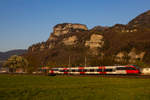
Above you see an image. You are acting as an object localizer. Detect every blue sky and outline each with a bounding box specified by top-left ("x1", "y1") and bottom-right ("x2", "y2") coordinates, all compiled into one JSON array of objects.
[{"x1": 0, "y1": 0, "x2": 150, "y2": 52}]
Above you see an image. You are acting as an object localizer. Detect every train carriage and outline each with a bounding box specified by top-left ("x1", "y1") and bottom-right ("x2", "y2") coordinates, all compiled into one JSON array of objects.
[{"x1": 48, "y1": 65, "x2": 140, "y2": 76}]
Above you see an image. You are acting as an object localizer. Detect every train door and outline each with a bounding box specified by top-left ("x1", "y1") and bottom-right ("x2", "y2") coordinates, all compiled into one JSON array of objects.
[{"x1": 102, "y1": 66, "x2": 106, "y2": 74}]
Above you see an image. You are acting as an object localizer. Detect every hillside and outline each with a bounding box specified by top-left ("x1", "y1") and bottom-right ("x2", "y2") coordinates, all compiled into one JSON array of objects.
[
  {"x1": 0, "y1": 49, "x2": 27, "y2": 61},
  {"x1": 24, "y1": 10, "x2": 150, "y2": 68}
]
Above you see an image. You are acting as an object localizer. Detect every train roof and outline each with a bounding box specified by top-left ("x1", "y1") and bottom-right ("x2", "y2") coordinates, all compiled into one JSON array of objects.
[{"x1": 51, "y1": 65, "x2": 138, "y2": 69}]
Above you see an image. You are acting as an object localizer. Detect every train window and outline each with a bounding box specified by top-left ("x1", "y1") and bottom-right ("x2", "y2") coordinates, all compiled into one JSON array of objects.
[
  {"x1": 96, "y1": 69, "x2": 102, "y2": 72},
  {"x1": 126, "y1": 67, "x2": 136, "y2": 70},
  {"x1": 65, "y1": 70, "x2": 69, "y2": 72},
  {"x1": 53, "y1": 69, "x2": 58, "y2": 71},
  {"x1": 71, "y1": 69, "x2": 76, "y2": 72},
  {"x1": 83, "y1": 69, "x2": 88, "y2": 72},
  {"x1": 78, "y1": 69, "x2": 81, "y2": 72},
  {"x1": 89, "y1": 69, "x2": 95, "y2": 72},
  {"x1": 104, "y1": 69, "x2": 113, "y2": 72},
  {"x1": 59, "y1": 70, "x2": 69, "y2": 72},
  {"x1": 117, "y1": 67, "x2": 126, "y2": 70},
  {"x1": 59, "y1": 70, "x2": 64, "y2": 72},
  {"x1": 132, "y1": 65, "x2": 140, "y2": 69},
  {"x1": 117, "y1": 67, "x2": 136, "y2": 70}
]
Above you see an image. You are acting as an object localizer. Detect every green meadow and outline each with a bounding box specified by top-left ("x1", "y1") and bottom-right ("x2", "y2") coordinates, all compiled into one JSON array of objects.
[{"x1": 0, "y1": 75, "x2": 150, "y2": 100}]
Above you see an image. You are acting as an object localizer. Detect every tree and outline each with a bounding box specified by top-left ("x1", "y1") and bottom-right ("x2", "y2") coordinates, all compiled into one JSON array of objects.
[
  {"x1": 133, "y1": 60, "x2": 149, "y2": 68},
  {"x1": 3, "y1": 55, "x2": 29, "y2": 73}
]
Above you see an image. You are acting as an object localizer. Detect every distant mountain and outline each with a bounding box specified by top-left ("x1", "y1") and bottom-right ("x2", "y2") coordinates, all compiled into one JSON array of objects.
[{"x1": 0, "y1": 49, "x2": 27, "y2": 61}]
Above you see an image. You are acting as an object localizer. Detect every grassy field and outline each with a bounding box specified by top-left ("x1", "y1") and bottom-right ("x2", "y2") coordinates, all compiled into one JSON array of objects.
[{"x1": 0, "y1": 75, "x2": 150, "y2": 100}]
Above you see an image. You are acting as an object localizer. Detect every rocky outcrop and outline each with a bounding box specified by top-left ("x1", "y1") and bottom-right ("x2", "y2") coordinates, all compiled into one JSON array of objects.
[
  {"x1": 48, "y1": 23, "x2": 88, "y2": 42},
  {"x1": 30, "y1": 23, "x2": 88, "y2": 51},
  {"x1": 91, "y1": 26, "x2": 108, "y2": 31},
  {"x1": 128, "y1": 48, "x2": 145, "y2": 63},
  {"x1": 115, "y1": 52, "x2": 126, "y2": 62},
  {"x1": 63, "y1": 36, "x2": 77, "y2": 45},
  {"x1": 112, "y1": 24, "x2": 138, "y2": 33},
  {"x1": 48, "y1": 23, "x2": 88, "y2": 40},
  {"x1": 85, "y1": 34, "x2": 104, "y2": 55},
  {"x1": 48, "y1": 35, "x2": 57, "y2": 41},
  {"x1": 85, "y1": 34, "x2": 104, "y2": 49},
  {"x1": 115, "y1": 48, "x2": 146, "y2": 63}
]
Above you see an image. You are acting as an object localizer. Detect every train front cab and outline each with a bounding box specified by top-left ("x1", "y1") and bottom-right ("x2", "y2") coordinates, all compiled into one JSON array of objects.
[
  {"x1": 125, "y1": 65, "x2": 140, "y2": 75},
  {"x1": 110, "y1": 65, "x2": 140, "y2": 75}
]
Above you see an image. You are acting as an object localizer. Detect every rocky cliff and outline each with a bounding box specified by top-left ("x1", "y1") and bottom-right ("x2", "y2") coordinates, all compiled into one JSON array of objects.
[
  {"x1": 48, "y1": 23, "x2": 88, "y2": 41},
  {"x1": 25, "y1": 10, "x2": 150, "y2": 68}
]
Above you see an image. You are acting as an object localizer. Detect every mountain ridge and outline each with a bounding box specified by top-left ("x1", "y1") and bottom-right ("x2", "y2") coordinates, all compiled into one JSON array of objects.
[
  {"x1": 24, "y1": 10, "x2": 150, "y2": 68},
  {"x1": 0, "y1": 49, "x2": 27, "y2": 61}
]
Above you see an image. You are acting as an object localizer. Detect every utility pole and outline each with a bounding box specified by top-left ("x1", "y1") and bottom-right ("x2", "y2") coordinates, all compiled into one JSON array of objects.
[
  {"x1": 85, "y1": 56, "x2": 87, "y2": 67},
  {"x1": 69, "y1": 56, "x2": 71, "y2": 67}
]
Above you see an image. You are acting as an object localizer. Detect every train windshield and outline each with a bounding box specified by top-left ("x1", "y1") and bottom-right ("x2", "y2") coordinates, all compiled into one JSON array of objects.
[{"x1": 132, "y1": 65, "x2": 140, "y2": 69}]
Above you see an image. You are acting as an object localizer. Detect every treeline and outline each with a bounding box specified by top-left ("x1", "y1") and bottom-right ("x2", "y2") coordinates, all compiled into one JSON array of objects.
[{"x1": 2, "y1": 53, "x2": 150, "y2": 73}]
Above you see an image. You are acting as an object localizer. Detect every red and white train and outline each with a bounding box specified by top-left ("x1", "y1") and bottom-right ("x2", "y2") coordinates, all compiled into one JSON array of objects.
[{"x1": 48, "y1": 65, "x2": 141, "y2": 76}]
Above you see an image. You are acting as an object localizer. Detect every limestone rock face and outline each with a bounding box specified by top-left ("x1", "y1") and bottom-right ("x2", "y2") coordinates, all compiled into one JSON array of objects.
[
  {"x1": 128, "y1": 48, "x2": 145, "y2": 63},
  {"x1": 115, "y1": 52, "x2": 127, "y2": 62},
  {"x1": 116, "y1": 52, "x2": 125, "y2": 59},
  {"x1": 52, "y1": 23, "x2": 88, "y2": 37},
  {"x1": 85, "y1": 34, "x2": 104, "y2": 49},
  {"x1": 48, "y1": 23, "x2": 88, "y2": 41},
  {"x1": 48, "y1": 35, "x2": 57, "y2": 41},
  {"x1": 91, "y1": 26, "x2": 108, "y2": 31},
  {"x1": 115, "y1": 48, "x2": 146, "y2": 63},
  {"x1": 63, "y1": 36, "x2": 77, "y2": 45},
  {"x1": 40, "y1": 44, "x2": 45, "y2": 51}
]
